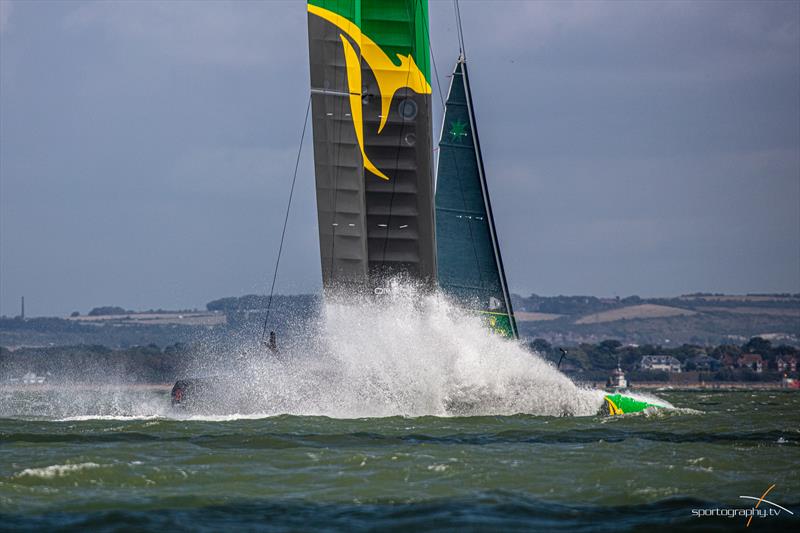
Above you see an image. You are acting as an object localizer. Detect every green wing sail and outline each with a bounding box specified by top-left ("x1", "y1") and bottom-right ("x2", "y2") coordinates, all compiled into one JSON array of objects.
[
  {"x1": 307, "y1": 0, "x2": 436, "y2": 294},
  {"x1": 435, "y1": 59, "x2": 518, "y2": 338}
]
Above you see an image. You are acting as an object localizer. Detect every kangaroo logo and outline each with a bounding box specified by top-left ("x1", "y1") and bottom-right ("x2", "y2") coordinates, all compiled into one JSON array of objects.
[{"x1": 308, "y1": 4, "x2": 432, "y2": 180}]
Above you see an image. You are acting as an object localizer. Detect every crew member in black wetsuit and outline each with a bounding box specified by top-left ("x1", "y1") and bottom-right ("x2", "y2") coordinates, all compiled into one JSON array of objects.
[{"x1": 267, "y1": 331, "x2": 278, "y2": 354}]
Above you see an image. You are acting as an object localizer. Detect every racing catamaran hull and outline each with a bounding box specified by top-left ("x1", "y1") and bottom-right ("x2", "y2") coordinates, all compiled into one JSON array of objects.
[{"x1": 602, "y1": 393, "x2": 666, "y2": 415}]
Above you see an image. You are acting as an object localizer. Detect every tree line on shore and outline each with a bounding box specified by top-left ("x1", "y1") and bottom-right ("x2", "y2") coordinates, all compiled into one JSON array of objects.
[
  {"x1": 530, "y1": 336, "x2": 799, "y2": 382},
  {"x1": 3, "y1": 293, "x2": 797, "y2": 349},
  {"x1": 1, "y1": 337, "x2": 797, "y2": 385}
]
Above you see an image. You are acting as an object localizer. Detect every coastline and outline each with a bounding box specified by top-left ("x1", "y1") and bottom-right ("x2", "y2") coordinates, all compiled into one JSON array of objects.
[
  {"x1": 0, "y1": 383, "x2": 173, "y2": 393},
  {"x1": 593, "y1": 381, "x2": 798, "y2": 391},
  {"x1": 2, "y1": 382, "x2": 796, "y2": 394}
]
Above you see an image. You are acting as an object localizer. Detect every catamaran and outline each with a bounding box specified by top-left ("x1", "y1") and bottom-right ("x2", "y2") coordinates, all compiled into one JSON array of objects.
[{"x1": 171, "y1": 0, "x2": 665, "y2": 416}]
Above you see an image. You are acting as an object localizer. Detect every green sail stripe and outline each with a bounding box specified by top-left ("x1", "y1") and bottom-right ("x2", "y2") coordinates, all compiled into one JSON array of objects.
[{"x1": 308, "y1": 0, "x2": 430, "y2": 83}]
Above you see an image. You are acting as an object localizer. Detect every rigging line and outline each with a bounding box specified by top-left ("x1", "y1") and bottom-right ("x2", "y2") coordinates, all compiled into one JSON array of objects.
[
  {"x1": 454, "y1": 0, "x2": 466, "y2": 59},
  {"x1": 461, "y1": 59, "x2": 517, "y2": 337},
  {"x1": 328, "y1": 36, "x2": 349, "y2": 286},
  {"x1": 260, "y1": 95, "x2": 312, "y2": 342},
  {"x1": 427, "y1": 20, "x2": 445, "y2": 108},
  {"x1": 424, "y1": 6, "x2": 485, "y2": 290}
]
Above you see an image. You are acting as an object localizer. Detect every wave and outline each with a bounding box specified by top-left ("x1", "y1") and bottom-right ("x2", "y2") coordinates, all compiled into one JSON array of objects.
[
  {"x1": 15, "y1": 462, "x2": 105, "y2": 479},
  {"x1": 3, "y1": 426, "x2": 792, "y2": 447},
  {"x1": 2, "y1": 495, "x2": 798, "y2": 531},
  {"x1": 56, "y1": 414, "x2": 164, "y2": 422}
]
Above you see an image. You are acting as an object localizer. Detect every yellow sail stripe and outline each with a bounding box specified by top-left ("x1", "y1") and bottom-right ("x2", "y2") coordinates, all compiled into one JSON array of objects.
[
  {"x1": 309, "y1": 4, "x2": 432, "y2": 180},
  {"x1": 605, "y1": 396, "x2": 624, "y2": 416},
  {"x1": 339, "y1": 36, "x2": 388, "y2": 180}
]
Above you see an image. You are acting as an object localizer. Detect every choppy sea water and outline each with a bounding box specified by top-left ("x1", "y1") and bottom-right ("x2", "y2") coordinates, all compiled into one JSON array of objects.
[{"x1": 0, "y1": 390, "x2": 797, "y2": 531}]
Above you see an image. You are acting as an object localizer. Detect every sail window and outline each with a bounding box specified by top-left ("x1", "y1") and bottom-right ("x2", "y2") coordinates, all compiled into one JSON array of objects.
[{"x1": 398, "y1": 99, "x2": 418, "y2": 120}]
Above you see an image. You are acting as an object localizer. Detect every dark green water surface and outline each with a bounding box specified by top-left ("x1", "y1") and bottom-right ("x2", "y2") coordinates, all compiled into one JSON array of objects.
[{"x1": 1, "y1": 390, "x2": 798, "y2": 531}]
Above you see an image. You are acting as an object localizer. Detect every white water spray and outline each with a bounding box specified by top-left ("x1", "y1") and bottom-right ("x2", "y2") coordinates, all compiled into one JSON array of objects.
[
  {"x1": 1, "y1": 284, "x2": 611, "y2": 420},
  {"x1": 186, "y1": 283, "x2": 606, "y2": 418}
]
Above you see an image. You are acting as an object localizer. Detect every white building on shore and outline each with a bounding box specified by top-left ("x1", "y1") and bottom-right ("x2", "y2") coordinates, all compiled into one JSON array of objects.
[{"x1": 638, "y1": 355, "x2": 682, "y2": 373}]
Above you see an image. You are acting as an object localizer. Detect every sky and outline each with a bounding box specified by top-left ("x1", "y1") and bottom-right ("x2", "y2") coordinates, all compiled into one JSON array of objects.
[{"x1": 1, "y1": 0, "x2": 798, "y2": 317}]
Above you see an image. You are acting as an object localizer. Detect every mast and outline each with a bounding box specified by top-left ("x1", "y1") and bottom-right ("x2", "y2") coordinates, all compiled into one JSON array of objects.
[
  {"x1": 306, "y1": 0, "x2": 436, "y2": 295},
  {"x1": 435, "y1": 58, "x2": 518, "y2": 338}
]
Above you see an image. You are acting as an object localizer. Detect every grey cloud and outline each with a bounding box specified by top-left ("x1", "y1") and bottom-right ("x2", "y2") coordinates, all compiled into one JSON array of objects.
[
  {"x1": 1, "y1": 0, "x2": 797, "y2": 316},
  {"x1": 450, "y1": 0, "x2": 799, "y2": 82},
  {"x1": 0, "y1": 0, "x2": 10, "y2": 33},
  {"x1": 62, "y1": 0, "x2": 302, "y2": 68}
]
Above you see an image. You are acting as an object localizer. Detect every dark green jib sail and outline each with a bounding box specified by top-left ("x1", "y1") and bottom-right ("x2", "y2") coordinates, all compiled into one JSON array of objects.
[
  {"x1": 307, "y1": 0, "x2": 436, "y2": 294},
  {"x1": 435, "y1": 59, "x2": 518, "y2": 338}
]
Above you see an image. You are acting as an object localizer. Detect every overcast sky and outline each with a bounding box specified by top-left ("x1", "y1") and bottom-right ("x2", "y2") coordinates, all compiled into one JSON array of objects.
[{"x1": 1, "y1": 0, "x2": 798, "y2": 317}]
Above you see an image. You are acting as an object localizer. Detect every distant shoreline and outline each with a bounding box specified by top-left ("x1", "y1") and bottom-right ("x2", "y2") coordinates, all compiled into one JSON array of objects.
[
  {"x1": 0, "y1": 383, "x2": 173, "y2": 392},
  {"x1": 1, "y1": 382, "x2": 796, "y2": 394},
  {"x1": 592, "y1": 381, "x2": 797, "y2": 391}
]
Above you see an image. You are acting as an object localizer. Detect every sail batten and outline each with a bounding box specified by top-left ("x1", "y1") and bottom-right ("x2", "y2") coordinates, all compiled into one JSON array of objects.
[{"x1": 435, "y1": 59, "x2": 518, "y2": 339}]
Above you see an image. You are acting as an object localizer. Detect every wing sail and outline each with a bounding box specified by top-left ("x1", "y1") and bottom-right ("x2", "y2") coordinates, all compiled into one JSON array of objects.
[{"x1": 307, "y1": 0, "x2": 436, "y2": 294}]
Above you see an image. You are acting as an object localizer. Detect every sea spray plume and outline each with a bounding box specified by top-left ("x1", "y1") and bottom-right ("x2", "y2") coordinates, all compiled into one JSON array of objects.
[
  {"x1": 0, "y1": 384, "x2": 171, "y2": 420},
  {"x1": 0, "y1": 342, "x2": 181, "y2": 419},
  {"x1": 180, "y1": 280, "x2": 605, "y2": 417},
  {"x1": 0, "y1": 282, "x2": 606, "y2": 420},
  {"x1": 315, "y1": 283, "x2": 603, "y2": 417}
]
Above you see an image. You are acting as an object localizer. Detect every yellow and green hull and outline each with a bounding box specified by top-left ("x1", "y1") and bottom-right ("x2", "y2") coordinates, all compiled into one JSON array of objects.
[{"x1": 602, "y1": 393, "x2": 666, "y2": 415}]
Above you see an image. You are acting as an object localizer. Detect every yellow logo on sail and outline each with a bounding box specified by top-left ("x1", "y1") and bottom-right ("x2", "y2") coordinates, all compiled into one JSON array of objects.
[{"x1": 308, "y1": 4, "x2": 432, "y2": 180}]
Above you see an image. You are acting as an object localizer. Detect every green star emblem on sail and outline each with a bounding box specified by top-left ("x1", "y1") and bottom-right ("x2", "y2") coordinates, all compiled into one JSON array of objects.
[{"x1": 449, "y1": 119, "x2": 468, "y2": 142}]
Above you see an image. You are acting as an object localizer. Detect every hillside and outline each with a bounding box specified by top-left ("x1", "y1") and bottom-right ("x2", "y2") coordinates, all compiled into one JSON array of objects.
[
  {"x1": 1, "y1": 293, "x2": 797, "y2": 348},
  {"x1": 512, "y1": 293, "x2": 799, "y2": 346},
  {"x1": 574, "y1": 304, "x2": 697, "y2": 324}
]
